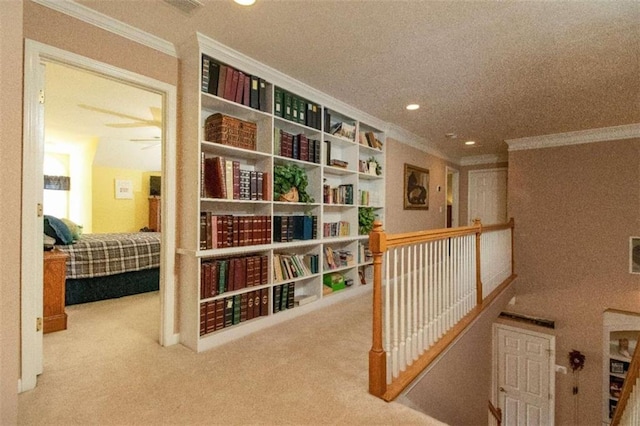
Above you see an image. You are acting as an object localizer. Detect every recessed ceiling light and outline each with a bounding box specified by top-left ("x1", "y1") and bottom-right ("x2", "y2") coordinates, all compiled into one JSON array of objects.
[
  {"x1": 405, "y1": 104, "x2": 420, "y2": 111},
  {"x1": 465, "y1": 140, "x2": 476, "y2": 145},
  {"x1": 234, "y1": 0, "x2": 255, "y2": 5}
]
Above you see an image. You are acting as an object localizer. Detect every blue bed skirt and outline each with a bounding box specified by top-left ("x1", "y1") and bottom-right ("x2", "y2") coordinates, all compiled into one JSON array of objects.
[{"x1": 65, "y1": 268, "x2": 159, "y2": 305}]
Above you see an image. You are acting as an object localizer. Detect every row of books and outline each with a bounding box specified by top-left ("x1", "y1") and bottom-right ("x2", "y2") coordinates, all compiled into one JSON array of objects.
[
  {"x1": 199, "y1": 213, "x2": 272, "y2": 250},
  {"x1": 201, "y1": 54, "x2": 268, "y2": 112},
  {"x1": 323, "y1": 184, "x2": 354, "y2": 205},
  {"x1": 274, "y1": 87, "x2": 322, "y2": 130},
  {"x1": 274, "y1": 128, "x2": 321, "y2": 164},
  {"x1": 273, "y1": 215, "x2": 318, "y2": 242},
  {"x1": 323, "y1": 247, "x2": 356, "y2": 270},
  {"x1": 200, "y1": 254, "x2": 268, "y2": 299},
  {"x1": 273, "y1": 282, "x2": 295, "y2": 313},
  {"x1": 358, "y1": 131, "x2": 383, "y2": 150},
  {"x1": 201, "y1": 155, "x2": 271, "y2": 201},
  {"x1": 199, "y1": 289, "x2": 269, "y2": 336},
  {"x1": 323, "y1": 221, "x2": 351, "y2": 238},
  {"x1": 273, "y1": 253, "x2": 319, "y2": 282},
  {"x1": 358, "y1": 190, "x2": 381, "y2": 207},
  {"x1": 358, "y1": 242, "x2": 373, "y2": 264}
]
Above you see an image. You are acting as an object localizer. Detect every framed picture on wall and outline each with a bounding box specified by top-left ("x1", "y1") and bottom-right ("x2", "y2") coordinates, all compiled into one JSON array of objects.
[
  {"x1": 404, "y1": 163, "x2": 429, "y2": 210},
  {"x1": 630, "y1": 237, "x2": 640, "y2": 274},
  {"x1": 115, "y1": 179, "x2": 134, "y2": 199}
]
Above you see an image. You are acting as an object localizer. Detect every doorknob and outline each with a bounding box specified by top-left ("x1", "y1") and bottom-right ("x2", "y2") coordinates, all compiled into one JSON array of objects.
[{"x1": 499, "y1": 387, "x2": 506, "y2": 393}]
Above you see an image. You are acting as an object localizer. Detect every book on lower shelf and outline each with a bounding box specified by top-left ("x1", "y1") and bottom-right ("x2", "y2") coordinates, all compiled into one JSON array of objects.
[{"x1": 199, "y1": 287, "x2": 270, "y2": 337}]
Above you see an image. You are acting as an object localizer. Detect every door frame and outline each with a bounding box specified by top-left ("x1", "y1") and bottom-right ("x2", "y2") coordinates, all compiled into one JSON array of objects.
[
  {"x1": 467, "y1": 167, "x2": 508, "y2": 225},
  {"x1": 445, "y1": 166, "x2": 459, "y2": 228},
  {"x1": 491, "y1": 323, "x2": 556, "y2": 425},
  {"x1": 21, "y1": 39, "x2": 178, "y2": 392}
]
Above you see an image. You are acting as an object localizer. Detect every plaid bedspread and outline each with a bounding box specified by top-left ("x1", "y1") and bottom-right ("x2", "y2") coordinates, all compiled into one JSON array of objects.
[{"x1": 56, "y1": 233, "x2": 161, "y2": 279}]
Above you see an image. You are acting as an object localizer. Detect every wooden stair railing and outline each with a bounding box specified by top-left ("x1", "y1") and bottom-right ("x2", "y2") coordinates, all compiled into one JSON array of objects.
[
  {"x1": 369, "y1": 219, "x2": 516, "y2": 401},
  {"x1": 488, "y1": 400, "x2": 502, "y2": 426},
  {"x1": 611, "y1": 339, "x2": 640, "y2": 425}
]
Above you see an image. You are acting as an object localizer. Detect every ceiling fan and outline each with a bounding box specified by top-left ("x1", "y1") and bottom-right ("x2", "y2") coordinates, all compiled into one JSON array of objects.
[
  {"x1": 130, "y1": 136, "x2": 161, "y2": 150},
  {"x1": 78, "y1": 103, "x2": 162, "y2": 128}
]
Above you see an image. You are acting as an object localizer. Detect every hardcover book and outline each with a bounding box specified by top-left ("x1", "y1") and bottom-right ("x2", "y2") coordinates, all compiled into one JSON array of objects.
[{"x1": 250, "y1": 75, "x2": 260, "y2": 109}]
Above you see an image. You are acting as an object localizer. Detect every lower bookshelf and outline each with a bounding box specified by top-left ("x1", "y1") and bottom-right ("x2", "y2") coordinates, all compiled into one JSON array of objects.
[{"x1": 178, "y1": 238, "x2": 373, "y2": 353}]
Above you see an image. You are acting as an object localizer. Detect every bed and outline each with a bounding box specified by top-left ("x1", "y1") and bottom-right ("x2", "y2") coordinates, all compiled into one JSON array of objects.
[{"x1": 55, "y1": 232, "x2": 161, "y2": 305}]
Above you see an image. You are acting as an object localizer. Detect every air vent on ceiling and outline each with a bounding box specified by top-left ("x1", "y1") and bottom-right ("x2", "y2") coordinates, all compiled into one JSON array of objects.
[{"x1": 163, "y1": 0, "x2": 203, "y2": 14}]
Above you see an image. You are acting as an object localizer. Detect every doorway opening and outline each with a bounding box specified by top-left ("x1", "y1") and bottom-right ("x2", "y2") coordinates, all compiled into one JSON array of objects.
[
  {"x1": 21, "y1": 40, "x2": 177, "y2": 392},
  {"x1": 445, "y1": 167, "x2": 459, "y2": 228}
]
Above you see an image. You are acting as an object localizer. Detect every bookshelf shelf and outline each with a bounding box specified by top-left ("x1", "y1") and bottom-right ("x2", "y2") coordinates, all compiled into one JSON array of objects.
[
  {"x1": 602, "y1": 310, "x2": 640, "y2": 424},
  {"x1": 177, "y1": 33, "x2": 386, "y2": 352}
]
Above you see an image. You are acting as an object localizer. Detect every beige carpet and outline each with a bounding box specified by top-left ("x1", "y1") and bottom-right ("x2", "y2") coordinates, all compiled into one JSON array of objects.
[{"x1": 18, "y1": 291, "x2": 445, "y2": 425}]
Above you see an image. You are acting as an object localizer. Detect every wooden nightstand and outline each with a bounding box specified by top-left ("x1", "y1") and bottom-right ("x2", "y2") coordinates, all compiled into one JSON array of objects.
[{"x1": 43, "y1": 249, "x2": 68, "y2": 333}]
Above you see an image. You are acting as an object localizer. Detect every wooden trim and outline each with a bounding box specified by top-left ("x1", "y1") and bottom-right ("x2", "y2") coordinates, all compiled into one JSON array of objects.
[
  {"x1": 369, "y1": 220, "x2": 387, "y2": 397},
  {"x1": 488, "y1": 400, "x2": 502, "y2": 426},
  {"x1": 611, "y1": 341, "x2": 640, "y2": 425},
  {"x1": 385, "y1": 223, "x2": 481, "y2": 248}
]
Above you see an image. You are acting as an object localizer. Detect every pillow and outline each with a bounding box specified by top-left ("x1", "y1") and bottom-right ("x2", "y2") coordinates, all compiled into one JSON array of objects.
[
  {"x1": 44, "y1": 215, "x2": 74, "y2": 245},
  {"x1": 61, "y1": 218, "x2": 83, "y2": 241}
]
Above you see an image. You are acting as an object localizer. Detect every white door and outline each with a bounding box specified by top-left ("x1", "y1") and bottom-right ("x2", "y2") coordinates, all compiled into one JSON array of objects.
[
  {"x1": 468, "y1": 169, "x2": 507, "y2": 225},
  {"x1": 494, "y1": 324, "x2": 555, "y2": 426}
]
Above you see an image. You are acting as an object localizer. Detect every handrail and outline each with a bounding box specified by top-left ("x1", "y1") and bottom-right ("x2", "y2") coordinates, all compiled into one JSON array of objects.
[
  {"x1": 611, "y1": 339, "x2": 640, "y2": 425},
  {"x1": 369, "y1": 219, "x2": 516, "y2": 401},
  {"x1": 488, "y1": 400, "x2": 502, "y2": 426}
]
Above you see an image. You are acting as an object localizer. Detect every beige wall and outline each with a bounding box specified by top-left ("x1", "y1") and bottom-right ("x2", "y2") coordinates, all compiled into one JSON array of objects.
[
  {"x1": 508, "y1": 139, "x2": 640, "y2": 424},
  {"x1": 384, "y1": 138, "x2": 452, "y2": 233},
  {"x1": 24, "y1": 1, "x2": 177, "y2": 86},
  {"x1": 0, "y1": 1, "x2": 24, "y2": 423}
]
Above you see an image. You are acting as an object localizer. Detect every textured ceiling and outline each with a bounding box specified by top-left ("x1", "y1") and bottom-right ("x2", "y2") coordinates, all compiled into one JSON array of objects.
[{"x1": 76, "y1": 0, "x2": 640, "y2": 162}]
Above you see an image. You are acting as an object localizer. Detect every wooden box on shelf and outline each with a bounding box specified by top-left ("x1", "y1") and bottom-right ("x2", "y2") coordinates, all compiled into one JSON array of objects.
[{"x1": 43, "y1": 248, "x2": 69, "y2": 333}]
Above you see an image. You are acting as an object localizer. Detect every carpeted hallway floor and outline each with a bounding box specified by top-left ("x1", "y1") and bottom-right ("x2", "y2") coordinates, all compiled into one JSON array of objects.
[{"x1": 18, "y1": 290, "x2": 445, "y2": 425}]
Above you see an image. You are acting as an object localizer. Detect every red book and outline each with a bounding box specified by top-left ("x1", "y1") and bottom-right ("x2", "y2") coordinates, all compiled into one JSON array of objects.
[
  {"x1": 215, "y1": 299, "x2": 225, "y2": 330},
  {"x1": 238, "y1": 257, "x2": 247, "y2": 290},
  {"x1": 246, "y1": 256, "x2": 255, "y2": 287},
  {"x1": 260, "y1": 255, "x2": 268, "y2": 285},
  {"x1": 253, "y1": 290, "x2": 261, "y2": 319},
  {"x1": 204, "y1": 156, "x2": 226, "y2": 199},
  {"x1": 266, "y1": 216, "x2": 272, "y2": 244},
  {"x1": 232, "y1": 161, "x2": 240, "y2": 200},
  {"x1": 233, "y1": 216, "x2": 241, "y2": 248},
  {"x1": 260, "y1": 288, "x2": 269, "y2": 317},
  {"x1": 223, "y1": 66, "x2": 235, "y2": 100},
  {"x1": 243, "y1": 74, "x2": 251, "y2": 106},
  {"x1": 216, "y1": 64, "x2": 227, "y2": 98},
  {"x1": 205, "y1": 301, "x2": 216, "y2": 334},
  {"x1": 209, "y1": 260, "x2": 218, "y2": 297},
  {"x1": 234, "y1": 71, "x2": 245, "y2": 104},
  {"x1": 200, "y1": 303, "x2": 206, "y2": 336},
  {"x1": 246, "y1": 290, "x2": 255, "y2": 320},
  {"x1": 216, "y1": 216, "x2": 224, "y2": 249},
  {"x1": 262, "y1": 172, "x2": 271, "y2": 202}
]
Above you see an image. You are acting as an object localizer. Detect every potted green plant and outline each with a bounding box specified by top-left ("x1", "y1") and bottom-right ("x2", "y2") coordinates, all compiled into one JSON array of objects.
[
  {"x1": 273, "y1": 163, "x2": 314, "y2": 203},
  {"x1": 358, "y1": 207, "x2": 376, "y2": 235},
  {"x1": 368, "y1": 157, "x2": 382, "y2": 176}
]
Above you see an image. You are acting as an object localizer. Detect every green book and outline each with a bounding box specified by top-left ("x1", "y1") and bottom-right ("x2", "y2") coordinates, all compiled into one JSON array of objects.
[
  {"x1": 218, "y1": 259, "x2": 228, "y2": 294},
  {"x1": 291, "y1": 94, "x2": 299, "y2": 122},
  {"x1": 283, "y1": 91, "x2": 292, "y2": 121},
  {"x1": 297, "y1": 98, "x2": 306, "y2": 124},
  {"x1": 281, "y1": 282, "x2": 289, "y2": 311},
  {"x1": 274, "y1": 86, "x2": 284, "y2": 117},
  {"x1": 232, "y1": 294, "x2": 241, "y2": 325}
]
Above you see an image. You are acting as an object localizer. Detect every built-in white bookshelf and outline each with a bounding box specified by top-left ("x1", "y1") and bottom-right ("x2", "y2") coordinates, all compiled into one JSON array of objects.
[{"x1": 176, "y1": 33, "x2": 386, "y2": 352}]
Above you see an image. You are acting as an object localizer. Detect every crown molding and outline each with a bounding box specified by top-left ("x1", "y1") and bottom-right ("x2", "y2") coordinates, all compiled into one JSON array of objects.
[
  {"x1": 506, "y1": 123, "x2": 640, "y2": 151},
  {"x1": 32, "y1": 0, "x2": 177, "y2": 57},
  {"x1": 459, "y1": 153, "x2": 509, "y2": 166},
  {"x1": 191, "y1": 33, "x2": 389, "y2": 132},
  {"x1": 385, "y1": 124, "x2": 454, "y2": 162}
]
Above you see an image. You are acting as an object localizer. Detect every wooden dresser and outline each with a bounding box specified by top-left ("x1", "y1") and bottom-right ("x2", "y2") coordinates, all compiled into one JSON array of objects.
[
  {"x1": 43, "y1": 249, "x2": 68, "y2": 333},
  {"x1": 148, "y1": 196, "x2": 161, "y2": 232}
]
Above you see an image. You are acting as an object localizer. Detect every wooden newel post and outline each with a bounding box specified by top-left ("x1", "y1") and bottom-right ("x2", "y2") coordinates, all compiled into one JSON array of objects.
[
  {"x1": 369, "y1": 220, "x2": 387, "y2": 397},
  {"x1": 473, "y1": 219, "x2": 483, "y2": 306}
]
